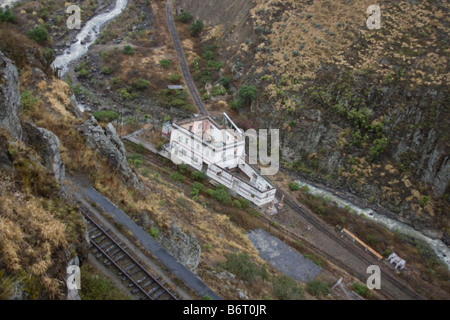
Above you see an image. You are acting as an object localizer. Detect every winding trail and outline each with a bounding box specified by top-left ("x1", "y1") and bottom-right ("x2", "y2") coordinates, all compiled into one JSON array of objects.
[{"x1": 165, "y1": 0, "x2": 208, "y2": 115}]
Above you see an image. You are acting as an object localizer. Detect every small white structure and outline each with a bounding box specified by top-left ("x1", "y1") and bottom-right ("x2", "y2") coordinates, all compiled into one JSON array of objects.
[
  {"x1": 164, "y1": 114, "x2": 276, "y2": 207},
  {"x1": 387, "y1": 252, "x2": 406, "y2": 270}
]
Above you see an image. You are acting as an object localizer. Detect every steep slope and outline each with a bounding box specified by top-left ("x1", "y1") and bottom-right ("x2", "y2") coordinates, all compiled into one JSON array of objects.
[{"x1": 179, "y1": 0, "x2": 450, "y2": 240}]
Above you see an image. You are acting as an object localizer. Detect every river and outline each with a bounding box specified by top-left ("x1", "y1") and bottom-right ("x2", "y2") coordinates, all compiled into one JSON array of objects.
[
  {"x1": 295, "y1": 180, "x2": 450, "y2": 270},
  {"x1": 52, "y1": 0, "x2": 128, "y2": 76}
]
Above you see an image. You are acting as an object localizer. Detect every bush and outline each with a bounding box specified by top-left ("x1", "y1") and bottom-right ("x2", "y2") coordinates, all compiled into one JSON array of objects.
[
  {"x1": 192, "y1": 182, "x2": 205, "y2": 193},
  {"x1": 352, "y1": 282, "x2": 370, "y2": 298},
  {"x1": 92, "y1": 110, "x2": 119, "y2": 122},
  {"x1": 191, "y1": 171, "x2": 207, "y2": 181},
  {"x1": 0, "y1": 8, "x2": 16, "y2": 23},
  {"x1": 224, "y1": 253, "x2": 266, "y2": 282},
  {"x1": 168, "y1": 73, "x2": 182, "y2": 84},
  {"x1": 238, "y1": 198, "x2": 250, "y2": 209},
  {"x1": 289, "y1": 182, "x2": 300, "y2": 191},
  {"x1": 272, "y1": 275, "x2": 305, "y2": 300},
  {"x1": 26, "y1": 26, "x2": 48, "y2": 43},
  {"x1": 156, "y1": 142, "x2": 164, "y2": 150},
  {"x1": 149, "y1": 226, "x2": 160, "y2": 239},
  {"x1": 178, "y1": 163, "x2": 187, "y2": 175},
  {"x1": 170, "y1": 171, "x2": 185, "y2": 183},
  {"x1": 101, "y1": 66, "x2": 114, "y2": 75},
  {"x1": 159, "y1": 59, "x2": 171, "y2": 69},
  {"x1": 219, "y1": 76, "x2": 231, "y2": 89},
  {"x1": 123, "y1": 45, "x2": 134, "y2": 55},
  {"x1": 230, "y1": 99, "x2": 243, "y2": 110},
  {"x1": 177, "y1": 11, "x2": 193, "y2": 23},
  {"x1": 132, "y1": 78, "x2": 150, "y2": 90},
  {"x1": 20, "y1": 90, "x2": 41, "y2": 112},
  {"x1": 306, "y1": 280, "x2": 330, "y2": 297},
  {"x1": 238, "y1": 85, "x2": 257, "y2": 105},
  {"x1": 211, "y1": 188, "x2": 232, "y2": 205},
  {"x1": 233, "y1": 200, "x2": 242, "y2": 209},
  {"x1": 189, "y1": 19, "x2": 204, "y2": 37}
]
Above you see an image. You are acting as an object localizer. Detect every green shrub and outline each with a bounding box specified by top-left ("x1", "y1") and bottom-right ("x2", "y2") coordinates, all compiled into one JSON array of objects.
[
  {"x1": 177, "y1": 11, "x2": 193, "y2": 23},
  {"x1": 225, "y1": 253, "x2": 266, "y2": 282},
  {"x1": 238, "y1": 198, "x2": 250, "y2": 209},
  {"x1": 168, "y1": 73, "x2": 182, "y2": 84},
  {"x1": 26, "y1": 26, "x2": 48, "y2": 43},
  {"x1": 238, "y1": 85, "x2": 257, "y2": 105},
  {"x1": 101, "y1": 66, "x2": 114, "y2": 75},
  {"x1": 191, "y1": 171, "x2": 207, "y2": 180},
  {"x1": 211, "y1": 188, "x2": 232, "y2": 205},
  {"x1": 170, "y1": 171, "x2": 185, "y2": 183},
  {"x1": 219, "y1": 76, "x2": 231, "y2": 89},
  {"x1": 149, "y1": 226, "x2": 160, "y2": 239},
  {"x1": 192, "y1": 182, "x2": 205, "y2": 193},
  {"x1": 211, "y1": 86, "x2": 227, "y2": 96},
  {"x1": 0, "y1": 8, "x2": 16, "y2": 23},
  {"x1": 202, "y1": 93, "x2": 211, "y2": 101},
  {"x1": 352, "y1": 282, "x2": 370, "y2": 298},
  {"x1": 289, "y1": 182, "x2": 300, "y2": 191},
  {"x1": 80, "y1": 264, "x2": 129, "y2": 300},
  {"x1": 159, "y1": 59, "x2": 171, "y2": 69},
  {"x1": 156, "y1": 142, "x2": 164, "y2": 150},
  {"x1": 189, "y1": 19, "x2": 204, "y2": 37},
  {"x1": 178, "y1": 163, "x2": 187, "y2": 174},
  {"x1": 306, "y1": 280, "x2": 330, "y2": 297},
  {"x1": 123, "y1": 45, "x2": 134, "y2": 55},
  {"x1": 92, "y1": 110, "x2": 119, "y2": 122},
  {"x1": 272, "y1": 275, "x2": 305, "y2": 300},
  {"x1": 132, "y1": 78, "x2": 150, "y2": 90},
  {"x1": 233, "y1": 200, "x2": 242, "y2": 209},
  {"x1": 20, "y1": 90, "x2": 41, "y2": 111}
]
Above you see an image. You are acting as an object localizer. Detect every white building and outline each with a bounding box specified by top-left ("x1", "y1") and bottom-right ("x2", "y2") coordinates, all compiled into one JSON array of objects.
[{"x1": 164, "y1": 114, "x2": 276, "y2": 207}]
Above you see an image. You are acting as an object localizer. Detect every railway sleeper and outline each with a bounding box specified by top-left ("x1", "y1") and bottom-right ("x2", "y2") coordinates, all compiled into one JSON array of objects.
[
  {"x1": 113, "y1": 254, "x2": 125, "y2": 263},
  {"x1": 147, "y1": 286, "x2": 160, "y2": 296},
  {"x1": 88, "y1": 227, "x2": 98, "y2": 234},
  {"x1": 90, "y1": 232, "x2": 103, "y2": 240},
  {"x1": 137, "y1": 276, "x2": 147, "y2": 284},
  {"x1": 104, "y1": 244, "x2": 116, "y2": 254},
  {"x1": 109, "y1": 248, "x2": 121, "y2": 257},
  {"x1": 128, "y1": 269, "x2": 142, "y2": 278},
  {"x1": 100, "y1": 241, "x2": 113, "y2": 250},
  {"x1": 141, "y1": 280, "x2": 154, "y2": 289},
  {"x1": 152, "y1": 289, "x2": 165, "y2": 300}
]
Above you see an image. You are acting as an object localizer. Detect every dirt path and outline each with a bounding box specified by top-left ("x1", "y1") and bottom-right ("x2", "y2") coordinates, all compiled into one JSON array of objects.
[{"x1": 166, "y1": 0, "x2": 208, "y2": 115}]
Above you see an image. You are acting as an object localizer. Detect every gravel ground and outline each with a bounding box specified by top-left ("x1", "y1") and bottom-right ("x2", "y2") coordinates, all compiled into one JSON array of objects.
[{"x1": 247, "y1": 228, "x2": 322, "y2": 283}]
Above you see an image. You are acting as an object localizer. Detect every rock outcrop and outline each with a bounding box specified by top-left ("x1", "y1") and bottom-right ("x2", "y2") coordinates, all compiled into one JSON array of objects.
[
  {"x1": 160, "y1": 223, "x2": 201, "y2": 272},
  {"x1": 23, "y1": 122, "x2": 65, "y2": 186},
  {"x1": 0, "y1": 50, "x2": 22, "y2": 140},
  {"x1": 79, "y1": 116, "x2": 143, "y2": 190}
]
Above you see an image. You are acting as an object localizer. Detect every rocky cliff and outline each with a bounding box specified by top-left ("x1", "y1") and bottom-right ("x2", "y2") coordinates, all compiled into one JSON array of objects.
[{"x1": 0, "y1": 50, "x2": 22, "y2": 140}]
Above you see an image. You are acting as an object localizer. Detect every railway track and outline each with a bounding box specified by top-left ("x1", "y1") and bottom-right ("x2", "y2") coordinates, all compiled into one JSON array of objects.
[
  {"x1": 166, "y1": 0, "x2": 208, "y2": 116},
  {"x1": 277, "y1": 190, "x2": 423, "y2": 300},
  {"x1": 80, "y1": 208, "x2": 178, "y2": 300}
]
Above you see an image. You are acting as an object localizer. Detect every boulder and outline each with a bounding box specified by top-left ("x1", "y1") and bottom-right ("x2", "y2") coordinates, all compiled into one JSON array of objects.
[
  {"x1": 23, "y1": 122, "x2": 65, "y2": 186},
  {"x1": 0, "y1": 50, "x2": 22, "y2": 141},
  {"x1": 79, "y1": 116, "x2": 143, "y2": 190},
  {"x1": 159, "y1": 223, "x2": 201, "y2": 272}
]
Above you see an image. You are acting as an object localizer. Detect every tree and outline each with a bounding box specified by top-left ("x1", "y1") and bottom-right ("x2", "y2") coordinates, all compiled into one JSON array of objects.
[
  {"x1": 189, "y1": 19, "x2": 204, "y2": 37},
  {"x1": 238, "y1": 85, "x2": 257, "y2": 105},
  {"x1": 26, "y1": 26, "x2": 48, "y2": 43},
  {"x1": 123, "y1": 45, "x2": 134, "y2": 55},
  {"x1": 177, "y1": 11, "x2": 193, "y2": 23}
]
